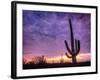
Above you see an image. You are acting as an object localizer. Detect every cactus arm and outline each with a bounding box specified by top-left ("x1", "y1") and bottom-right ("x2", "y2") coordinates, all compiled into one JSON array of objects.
[
  {"x1": 74, "y1": 39, "x2": 77, "y2": 56},
  {"x1": 77, "y1": 40, "x2": 80, "y2": 54},
  {"x1": 74, "y1": 39, "x2": 76, "y2": 53},
  {"x1": 74, "y1": 39, "x2": 80, "y2": 56},
  {"x1": 65, "y1": 52, "x2": 72, "y2": 58},
  {"x1": 64, "y1": 40, "x2": 73, "y2": 55}
]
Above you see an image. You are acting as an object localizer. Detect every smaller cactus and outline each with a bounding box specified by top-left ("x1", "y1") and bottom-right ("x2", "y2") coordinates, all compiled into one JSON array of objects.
[{"x1": 34, "y1": 55, "x2": 47, "y2": 64}]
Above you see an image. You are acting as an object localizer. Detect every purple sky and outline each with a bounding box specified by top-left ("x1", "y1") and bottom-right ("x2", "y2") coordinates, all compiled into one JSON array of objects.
[{"x1": 23, "y1": 10, "x2": 91, "y2": 57}]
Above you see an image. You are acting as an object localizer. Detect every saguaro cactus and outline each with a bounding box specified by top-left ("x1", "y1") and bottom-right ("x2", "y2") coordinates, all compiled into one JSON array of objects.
[{"x1": 64, "y1": 19, "x2": 80, "y2": 64}]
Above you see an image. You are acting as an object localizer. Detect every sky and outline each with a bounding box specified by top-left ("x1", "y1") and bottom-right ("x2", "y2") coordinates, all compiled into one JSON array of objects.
[{"x1": 23, "y1": 10, "x2": 91, "y2": 59}]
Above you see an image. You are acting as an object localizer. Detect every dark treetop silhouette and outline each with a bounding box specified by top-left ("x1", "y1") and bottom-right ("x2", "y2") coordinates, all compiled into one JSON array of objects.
[{"x1": 65, "y1": 19, "x2": 80, "y2": 64}]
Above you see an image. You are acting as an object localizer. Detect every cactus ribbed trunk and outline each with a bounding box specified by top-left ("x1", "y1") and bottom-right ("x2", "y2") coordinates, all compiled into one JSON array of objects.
[
  {"x1": 69, "y1": 19, "x2": 74, "y2": 52},
  {"x1": 72, "y1": 56, "x2": 76, "y2": 64}
]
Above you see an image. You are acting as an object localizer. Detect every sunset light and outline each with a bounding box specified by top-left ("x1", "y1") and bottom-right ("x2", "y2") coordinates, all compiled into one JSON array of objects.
[{"x1": 23, "y1": 53, "x2": 90, "y2": 64}]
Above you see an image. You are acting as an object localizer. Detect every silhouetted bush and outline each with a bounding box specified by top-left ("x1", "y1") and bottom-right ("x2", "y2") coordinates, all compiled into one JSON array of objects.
[{"x1": 34, "y1": 55, "x2": 47, "y2": 64}]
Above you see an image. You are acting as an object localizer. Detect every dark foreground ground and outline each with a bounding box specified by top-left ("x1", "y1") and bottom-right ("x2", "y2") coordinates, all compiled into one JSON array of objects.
[{"x1": 23, "y1": 61, "x2": 90, "y2": 69}]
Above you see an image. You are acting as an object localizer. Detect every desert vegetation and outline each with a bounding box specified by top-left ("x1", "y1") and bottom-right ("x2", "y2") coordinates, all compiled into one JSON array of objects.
[{"x1": 23, "y1": 54, "x2": 90, "y2": 69}]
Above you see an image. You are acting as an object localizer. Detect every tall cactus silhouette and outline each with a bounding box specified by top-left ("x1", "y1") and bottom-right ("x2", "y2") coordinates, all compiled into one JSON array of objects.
[{"x1": 64, "y1": 19, "x2": 80, "y2": 64}]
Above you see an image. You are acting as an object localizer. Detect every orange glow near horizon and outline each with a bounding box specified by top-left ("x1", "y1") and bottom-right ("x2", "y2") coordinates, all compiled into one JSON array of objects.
[{"x1": 23, "y1": 53, "x2": 91, "y2": 64}]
